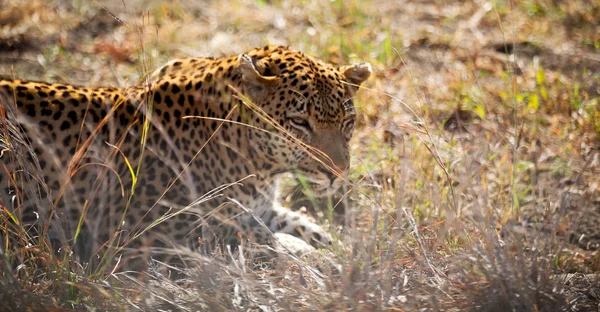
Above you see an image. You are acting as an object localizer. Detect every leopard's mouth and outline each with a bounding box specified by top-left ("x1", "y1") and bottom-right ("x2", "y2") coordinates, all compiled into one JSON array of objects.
[
  {"x1": 309, "y1": 182, "x2": 340, "y2": 196},
  {"x1": 292, "y1": 164, "x2": 347, "y2": 196},
  {"x1": 301, "y1": 175, "x2": 344, "y2": 197}
]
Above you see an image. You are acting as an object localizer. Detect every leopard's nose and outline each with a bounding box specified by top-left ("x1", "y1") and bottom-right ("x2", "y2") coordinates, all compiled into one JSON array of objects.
[
  {"x1": 329, "y1": 150, "x2": 348, "y2": 173},
  {"x1": 319, "y1": 143, "x2": 348, "y2": 173},
  {"x1": 313, "y1": 131, "x2": 348, "y2": 173}
]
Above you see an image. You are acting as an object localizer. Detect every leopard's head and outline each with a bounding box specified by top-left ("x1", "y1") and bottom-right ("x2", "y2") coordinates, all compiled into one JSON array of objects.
[{"x1": 237, "y1": 46, "x2": 371, "y2": 195}]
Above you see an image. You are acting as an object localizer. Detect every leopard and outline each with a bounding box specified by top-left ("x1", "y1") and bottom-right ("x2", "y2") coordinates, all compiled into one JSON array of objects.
[{"x1": 0, "y1": 45, "x2": 371, "y2": 269}]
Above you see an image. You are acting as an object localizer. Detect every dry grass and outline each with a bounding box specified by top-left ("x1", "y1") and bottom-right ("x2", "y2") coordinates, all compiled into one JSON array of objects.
[{"x1": 1, "y1": 0, "x2": 599, "y2": 310}]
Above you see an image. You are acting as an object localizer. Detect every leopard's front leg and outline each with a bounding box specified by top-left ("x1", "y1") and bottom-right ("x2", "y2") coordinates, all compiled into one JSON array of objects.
[{"x1": 260, "y1": 201, "x2": 332, "y2": 248}]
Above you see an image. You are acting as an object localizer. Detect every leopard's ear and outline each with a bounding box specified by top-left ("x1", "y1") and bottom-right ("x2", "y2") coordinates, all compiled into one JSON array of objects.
[
  {"x1": 340, "y1": 62, "x2": 371, "y2": 91},
  {"x1": 238, "y1": 54, "x2": 279, "y2": 100}
]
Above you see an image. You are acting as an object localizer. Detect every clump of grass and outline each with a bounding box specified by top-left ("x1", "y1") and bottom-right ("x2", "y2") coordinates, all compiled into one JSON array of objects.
[{"x1": 454, "y1": 225, "x2": 568, "y2": 311}]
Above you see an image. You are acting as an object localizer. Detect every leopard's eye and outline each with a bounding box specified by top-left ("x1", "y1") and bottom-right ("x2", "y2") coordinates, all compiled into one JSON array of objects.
[{"x1": 287, "y1": 117, "x2": 311, "y2": 130}]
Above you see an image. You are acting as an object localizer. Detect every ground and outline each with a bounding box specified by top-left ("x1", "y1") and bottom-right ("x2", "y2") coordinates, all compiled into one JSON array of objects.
[{"x1": 0, "y1": 0, "x2": 598, "y2": 311}]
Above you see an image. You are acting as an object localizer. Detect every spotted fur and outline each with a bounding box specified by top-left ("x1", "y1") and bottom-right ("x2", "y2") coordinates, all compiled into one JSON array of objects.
[{"x1": 0, "y1": 46, "x2": 371, "y2": 265}]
